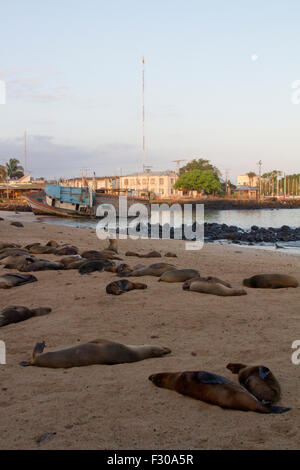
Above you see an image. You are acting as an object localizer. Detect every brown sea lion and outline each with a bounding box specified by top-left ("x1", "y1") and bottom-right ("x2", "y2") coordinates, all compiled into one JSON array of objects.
[
  {"x1": 159, "y1": 269, "x2": 200, "y2": 283},
  {"x1": 20, "y1": 260, "x2": 64, "y2": 272},
  {"x1": 0, "y1": 248, "x2": 29, "y2": 260},
  {"x1": 183, "y1": 276, "x2": 232, "y2": 290},
  {"x1": 10, "y1": 221, "x2": 24, "y2": 227},
  {"x1": 79, "y1": 259, "x2": 113, "y2": 275},
  {"x1": 226, "y1": 363, "x2": 281, "y2": 403},
  {"x1": 106, "y1": 279, "x2": 147, "y2": 295},
  {"x1": 122, "y1": 262, "x2": 175, "y2": 277},
  {"x1": 107, "y1": 238, "x2": 118, "y2": 253},
  {"x1": 59, "y1": 255, "x2": 82, "y2": 268},
  {"x1": 3, "y1": 255, "x2": 37, "y2": 269},
  {"x1": 29, "y1": 244, "x2": 57, "y2": 254},
  {"x1": 164, "y1": 252, "x2": 177, "y2": 257},
  {"x1": 125, "y1": 250, "x2": 161, "y2": 258},
  {"x1": 0, "y1": 306, "x2": 51, "y2": 327},
  {"x1": 183, "y1": 278, "x2": 247, "y2": 296},
  {"x1": 0, "y1": 243, "x2": 20, "y2": 250},
  {"x1": 0, "y1": 273, "x2": 37, "y2": 289},
  {"x1": 80, "y1": 250, "x2": 121, "y2": 260},
  {"x1": 148, "y1": 370, "x2": 290, "y2": 414},
  {"x1": 243, "y1": 274, "x2": 299, "y2": 289},
  {"x1": 46, "y1": 240, "x2": 59, "y2": 247},
  {"x1": 55, "y1": 245, "x2": 78, "y2": 256},
  {"x1": 20, "y1": 338, "x2": 171, "y2": 368}
]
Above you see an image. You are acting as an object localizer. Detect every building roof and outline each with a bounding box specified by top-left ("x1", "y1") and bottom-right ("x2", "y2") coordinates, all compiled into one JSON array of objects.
[
  {"x1": 123, "y1": 170, "x2": 177, "y2": 177},
  {"x1": 236, "y1": 185, "x2": 258, "y2": 191}
]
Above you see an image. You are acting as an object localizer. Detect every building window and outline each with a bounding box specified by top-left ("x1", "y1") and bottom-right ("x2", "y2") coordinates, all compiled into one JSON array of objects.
[
  {"x1": 130, "y1": 179, "x2": 135, "y2": 185},
  {"x1": 159, "y1": 178, "x2": 164, "y2": 185},
  {"x1": 124, "y1": 179, "x2": 129, "y2": 186},
  {"x1": 142, "y1": 178, "x2": 147, "y2": 184},
  {"x1": 150, "y1": 178, "x2": 155, "y2": 184}
]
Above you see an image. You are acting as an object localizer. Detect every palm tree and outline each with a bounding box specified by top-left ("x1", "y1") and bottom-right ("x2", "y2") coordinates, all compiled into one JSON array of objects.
[
  {"x1": 0, "y1": 165, "x2": 7, "y2": 182},
  {"x1": 246, "y1": 171, "x2": 257, "y2": 187},
  {"x1": 5, "y1": 158, "x2": 24, "y2": 180}
]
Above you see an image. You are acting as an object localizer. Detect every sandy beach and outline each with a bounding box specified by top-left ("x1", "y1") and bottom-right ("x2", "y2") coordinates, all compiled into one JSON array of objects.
[{"x1": 0, "y1": 215, "x2": 299, "y2": 450}]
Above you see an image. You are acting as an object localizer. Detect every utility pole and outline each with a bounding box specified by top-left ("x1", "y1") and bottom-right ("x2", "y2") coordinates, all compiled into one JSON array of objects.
[
  {"x1": 142, "y1": 56, "x2": 145, "y2": 172},
  {"x1": 257, "y1": 160, "x2": 262, "y2": 199},
  {"x1": 24, "y1": 130, "x2": 27, "y2": 174},
  {"x1": 172, "y1": 159, "x2": 188, "y2": 175}
]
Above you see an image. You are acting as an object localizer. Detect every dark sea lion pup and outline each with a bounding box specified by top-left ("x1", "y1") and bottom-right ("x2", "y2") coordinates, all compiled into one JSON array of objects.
[
  {"x1": 226, "y1": 363, "x2": 281, "y2": 403},
  {"x1": 243, "y1": 274, "x2": 298, "y2": 289},
  {"x1": 0, "y1": 306, "x2": 52, "y2": 327},
  {"x1": 148, "y1": 371, "x2": 290, "y2": 414},
  {"x1": 106, "y1": 279, "x2": 147, "y2": 295},
  {"x1": 20, "y1": 339, "x2": 171, "y2": 368}
]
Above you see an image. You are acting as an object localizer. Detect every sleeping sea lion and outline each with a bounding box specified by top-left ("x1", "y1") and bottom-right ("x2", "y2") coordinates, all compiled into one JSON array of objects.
[
  {"x1": 125, "y1": 251, "x2": 161, "y2": 258},
  {"x1": 29, "y1": 245, "x2": 57, "y2": 254},
  {"x1": 183, "y1": 276, "x2": 232, "y2": 289},
  {"x1": 0, "y1": 243, "x2": 20, "y2": 250},
  {"x1": 20, "y1": 338, "x2": 171, "y2": 368},
  {"x1": 20, "y1": 260, "x2": 64, "y2": 272},
  {"x1": 106, "y1": 279, "x2": 147, "y2": 295},
  {"x1": 0, "y1": 273, "x2": 37, "y2": 289},
  {"x1": 0, "y1": 248, "x2": 29, "y2": 260},
  {"x1": 159, "y1": 269, "x2": 200, "y2": 283},
  {"x1": 183, "y1": 278, "x2": 247, "y2": 296},
  {"x1": 226, "y1": 363, "x2": 281, "y2": 403},
  {"x1": 80, "y1": 250, "x2": 121, "y2": 260},
  {"x1": 148, "y1": 370, "x2": 290, "y2": 414},
  {"x1": 164, "y1": 252, "x2": 177, "y2": 257},
  {"x1": 78, "y1": 259, "x2": 114, "y2": 274},
  {"x1": 122, "y1": 263, "x2": 175, "y2": 277},
  {"x1": 243, "y1": 274, "x2": 298, "y2": 289},
  {"x1": 3, "y1": 255, "x2": 37, "y2": 270},
  {"x1": 55, "y1": 246, "x2": 78, "y2": 256},
  {"x1": 0, "y1": 306, "x2": 51, "y2": 327},
  {"x1": 46, "y1": 240, "x2": 59, "y2": 247},
  {"x1": 10, "y1": 221, "x2": 24, "y2": 227}
]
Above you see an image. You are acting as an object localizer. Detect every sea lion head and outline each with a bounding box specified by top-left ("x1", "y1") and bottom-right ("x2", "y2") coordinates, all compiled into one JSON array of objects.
[
  {"x1": 148, "y1": 372, "x2": 166, "y2": 386},
  {"x1": 242, "y1": 278, "x2": 252, "y2": 287},
  {"x1": 226, "y1": 363, "x2": 247, "y2": 374}
]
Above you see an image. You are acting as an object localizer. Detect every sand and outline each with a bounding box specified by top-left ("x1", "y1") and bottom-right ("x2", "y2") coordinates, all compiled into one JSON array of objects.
[{"x1": 0, "y1": 216, "x2": 299, "y2": 450}]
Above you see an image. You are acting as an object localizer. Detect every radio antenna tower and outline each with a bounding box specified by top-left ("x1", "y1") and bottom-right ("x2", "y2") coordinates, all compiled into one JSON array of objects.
[{"x1": 142, "y1": 56, "x2": 145, "y2": 173}]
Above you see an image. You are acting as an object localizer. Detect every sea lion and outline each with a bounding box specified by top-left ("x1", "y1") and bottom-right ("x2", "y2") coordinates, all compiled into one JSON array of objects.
[
  {"x1": 0, "y1": 243, "x2": 20, "y2": 250},
  {"x1": 80, "y1": 250, "x2": 121, "y2": 260},
  {"x1": 3, "y1": 255, "x2": 37, "y2": 270},
  {"x1": 0, "y1": 306, "x2": 51, "y2": 327},
  {"x1": 148, "y1": 370, "x2": 290, "y2": 414},
  {"x1": 125, "y1": 250, "x2": 161, "y2": 258},
  {"x1": 59, "y1": 255, "x2": 82, "y2": 268},
  {"x1": 0, "y1": 248, "x2": 29, "y2": 260},
  {"x1": 243, "y1": 274, "x2": 299, "y2": 289},
  {"x1": 55, "y1": 245, "x2": 78, "y2": 256},
  {"x1": 79, "y1": 259, "x2": 113, "y2": 275},
  {"x1": 164, "y1": 252, "x2": 177, "y2": 258},
  {"x1": 46, "y1": 240, "x2": 59, "y2": 247},
  {"x1": 121, "y1": 262, "x2": 175, "y2": 277},
  {"x1": 10, "y1": 221, "x2": 24, "y2": 227},
  {"x1": 106, "y1": 279, "x2": 147, "y2": 295},
  {"x1": 20, "y1": 338, "x2": 171, "y2": 368},
  {"x1": 183, "y1": 278, "x2": 246, "y2": 296},
  {"x1": 107, "y1": 238, "x2": 118, "y2": 253},
  {"x1": 0, "y1": 273, "x2": 37, "y2": 289},
  {"x1": 226, "y1": 363, "x2": 281, "y2": 403},
  {"x1": 19, "y1": 260, "x2": 64, "y2": 272},
  {"x1": 29, "y1": 244, "x2": 57, "y2": 254},
  {"x1": 159, "y1": 269, "x2": 200, "y2": 283},
  {"x1": 183, "y1": 276, "x2": 232, "y2": 289}
]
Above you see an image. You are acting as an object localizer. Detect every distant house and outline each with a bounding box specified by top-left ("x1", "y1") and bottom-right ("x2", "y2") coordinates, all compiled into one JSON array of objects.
[
  {"x1": 235, "y1": 185, "x2": 259, "y2": 199},
  {"x1": 119, "y1": 170, "x2": 180, "y2": 198},
  {"x1": 237, "y1": 174, "x2": 259, "y2": 187}
]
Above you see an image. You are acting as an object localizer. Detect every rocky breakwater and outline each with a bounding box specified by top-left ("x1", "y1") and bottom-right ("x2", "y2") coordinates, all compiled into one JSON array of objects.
[{"x1": 123, "y1": 222, "x2": 300, "y2": 245}]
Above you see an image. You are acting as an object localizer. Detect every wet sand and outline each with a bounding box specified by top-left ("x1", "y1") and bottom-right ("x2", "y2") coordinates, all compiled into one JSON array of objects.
[{"x1": 0, "y1": 216, "x2": 299, "y2": 450}]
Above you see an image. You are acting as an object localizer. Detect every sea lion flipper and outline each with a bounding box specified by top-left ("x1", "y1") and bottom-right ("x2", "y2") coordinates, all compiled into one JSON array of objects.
[
  {"x1": 268, "y1": 405, "x2": 291, "y2": 414},
  {"x1": 19, "y1": 361, "x2": 31, "y2": 367},
  {"x1": 259, "y1": 366, "x2": 270, "y2": 379},
  {"x1": 194, "y1": 371, "x2": 231, "y2": 385},
  {"x1": 33, "y1": 341, "x2": 46, "y2": 358}
]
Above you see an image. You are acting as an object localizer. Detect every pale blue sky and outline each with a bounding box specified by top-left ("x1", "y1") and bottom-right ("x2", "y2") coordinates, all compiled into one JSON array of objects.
[{"x1": 0, "y1": 0, "x2": 300, "y2": 181}]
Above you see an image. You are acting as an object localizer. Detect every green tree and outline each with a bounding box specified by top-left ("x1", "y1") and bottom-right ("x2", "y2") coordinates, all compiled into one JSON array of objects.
[
  {"x1": 5, "y1": 158, "x2": 24, "y2": 180},
  {"x1": 0, "y1": 165, "x2": 8, "y2": 182},
  {"x1": 179, "y1": 158, "x2": 221, "y2": 178},
  {"x1": 174, "y1": 169, "x2": 221, "y2": 194},
  {"x1": 246, "y1": 171, "x2": 257, "y2": 186}
]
